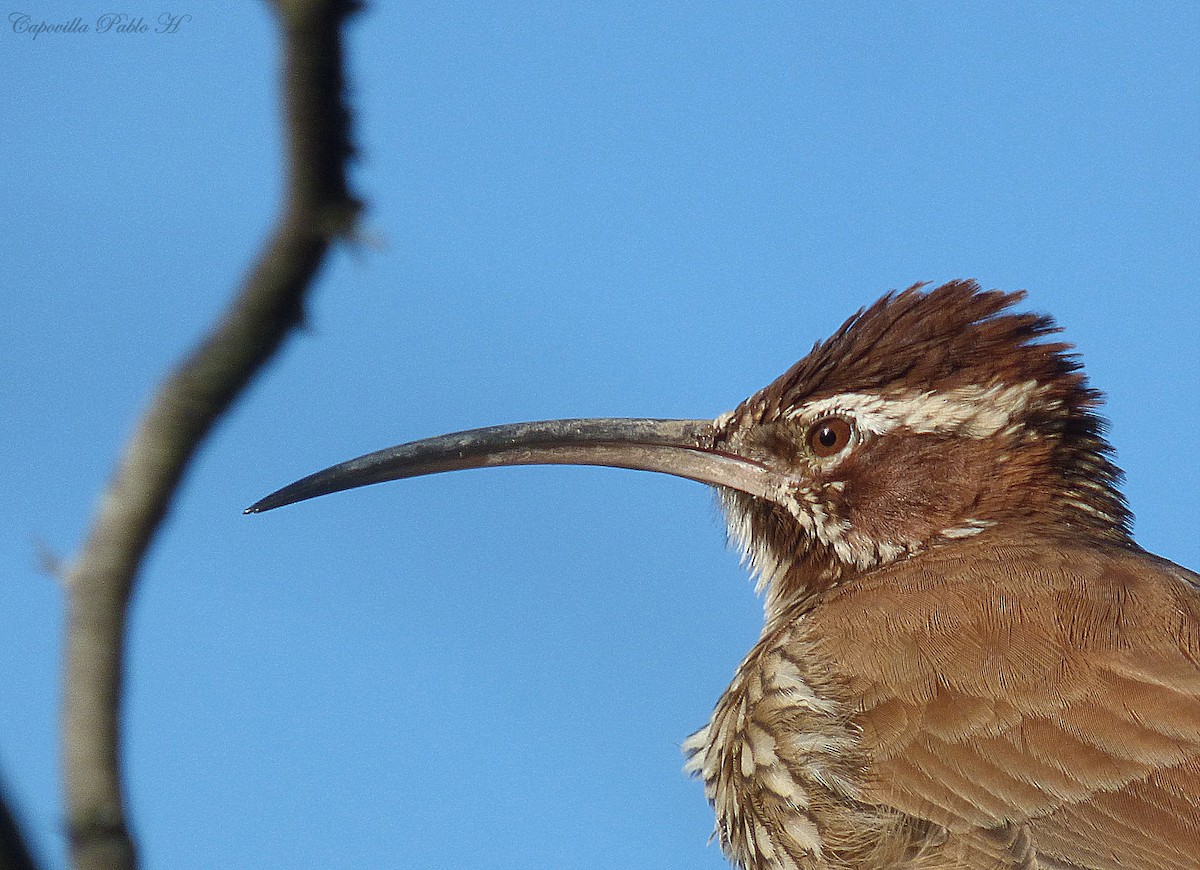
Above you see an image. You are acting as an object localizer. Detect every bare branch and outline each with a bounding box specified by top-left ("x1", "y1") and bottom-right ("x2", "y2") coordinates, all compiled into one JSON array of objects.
[
  {"x1": 0, "y1": 774, "x2": 39, "y2": 870},
  {"x1": 61, "y1": 3, "x2": 362, "y2": 868}
]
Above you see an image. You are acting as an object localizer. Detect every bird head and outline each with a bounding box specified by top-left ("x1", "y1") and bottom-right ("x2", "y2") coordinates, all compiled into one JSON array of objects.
[
  {"x1": 709, "y1": 280, "x2": 1130, "y2": 613},
  {"x1": 248, "y1": 280, "x2": 1130, "y2": 614}
]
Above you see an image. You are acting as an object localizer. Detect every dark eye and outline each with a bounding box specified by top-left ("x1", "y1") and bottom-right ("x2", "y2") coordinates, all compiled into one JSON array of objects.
[{"x1": 806, "y1": 417, "x2": 853, "y2": 458}]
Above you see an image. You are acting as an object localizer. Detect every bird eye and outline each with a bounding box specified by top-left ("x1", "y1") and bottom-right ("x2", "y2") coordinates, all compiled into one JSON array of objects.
[{"x1": 806, "y1": 417, "x2": 853, "y2": 458}]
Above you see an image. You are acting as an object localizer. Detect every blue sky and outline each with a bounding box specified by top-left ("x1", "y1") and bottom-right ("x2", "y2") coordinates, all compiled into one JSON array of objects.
[{"x1": 3, "y1": 4, "x2": 1199, "y2": 868}]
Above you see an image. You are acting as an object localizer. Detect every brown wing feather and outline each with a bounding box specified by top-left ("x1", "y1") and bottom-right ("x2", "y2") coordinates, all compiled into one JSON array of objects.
[
  {"x1": 809, "y1": 539, "x2": 1200, "y2": 868},
  {"x1": 942, "y1": 821, "x2": 1040, "y2": 869}
]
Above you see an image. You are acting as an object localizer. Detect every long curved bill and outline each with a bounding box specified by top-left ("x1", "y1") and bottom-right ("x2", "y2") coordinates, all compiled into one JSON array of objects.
[{"x1": 246, "y1": 418, "x2": 783, "y2": 514}]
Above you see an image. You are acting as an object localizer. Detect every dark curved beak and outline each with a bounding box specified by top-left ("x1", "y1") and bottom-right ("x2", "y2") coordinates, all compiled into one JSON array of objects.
[{"x1": 246, "y1": 417, "x2": 782, "y2": 514}]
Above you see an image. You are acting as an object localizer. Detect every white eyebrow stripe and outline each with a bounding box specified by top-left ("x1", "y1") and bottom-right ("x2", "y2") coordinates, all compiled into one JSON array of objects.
[{"x1": 785, "y1": 381, "x2": 1045, "y2": 438}]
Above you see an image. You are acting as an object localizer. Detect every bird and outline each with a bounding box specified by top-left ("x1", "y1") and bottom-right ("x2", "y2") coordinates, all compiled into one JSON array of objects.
[{"x1": 248, "y1": 280, "x2": 1200, "y2": 869}]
